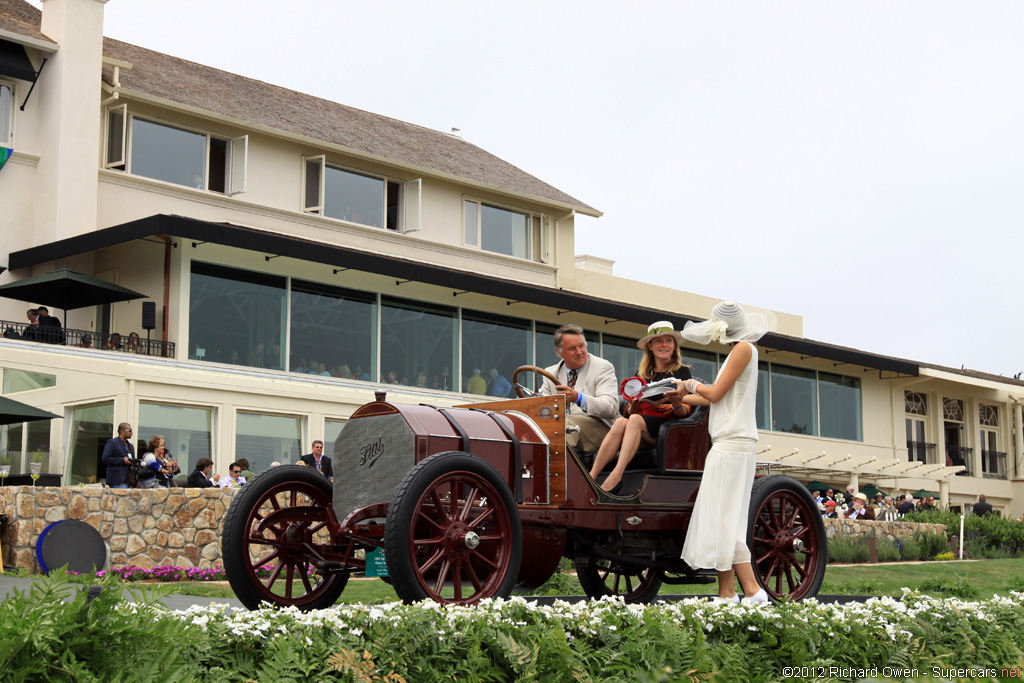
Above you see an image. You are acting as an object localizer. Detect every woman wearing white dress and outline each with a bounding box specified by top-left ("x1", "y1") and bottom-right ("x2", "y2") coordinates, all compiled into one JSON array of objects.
[{"x1": 677, "y1": 301, "x2": 776, "y2": 603}]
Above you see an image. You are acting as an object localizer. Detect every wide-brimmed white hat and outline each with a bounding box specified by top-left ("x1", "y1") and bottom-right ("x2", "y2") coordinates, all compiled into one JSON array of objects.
[
  {"x1": 681, "y1": 301, "x2": 777, "y2": 345},
  {"x1": 636, "y1": 321, "x2": 685, "y2": 350}
]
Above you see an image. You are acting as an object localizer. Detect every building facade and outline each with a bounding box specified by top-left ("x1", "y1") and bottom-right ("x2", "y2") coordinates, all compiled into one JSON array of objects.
[{"x1": 0, "y1": 0, "x2": 1020, "y2": 517}]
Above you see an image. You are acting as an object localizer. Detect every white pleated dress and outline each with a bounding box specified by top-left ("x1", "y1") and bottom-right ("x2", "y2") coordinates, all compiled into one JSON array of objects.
[{"x1": 681, "y1": 342, "x2": 759, "y2": 571}]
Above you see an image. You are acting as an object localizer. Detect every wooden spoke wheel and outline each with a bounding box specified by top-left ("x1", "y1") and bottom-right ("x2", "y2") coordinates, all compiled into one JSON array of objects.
[
  {"x1": 511, "y1": 365, "x2": 561, "y2": 398},
  {"x1": 222, "y1": 465, "x2": 347, "y2": 610},
  {"x1": 747, "y1": 474, "x2": 827, "y2": 602},
  {"x1": 384, "y1": 452, "x2": 522, "y2": 605},
  {"x1": 574, "y1": 558, "x2": 663, "y2": 604}
]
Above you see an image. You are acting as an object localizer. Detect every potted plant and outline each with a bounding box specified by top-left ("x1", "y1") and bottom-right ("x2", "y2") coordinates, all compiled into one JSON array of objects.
[
  {"x1": 30, "y1": 445, "x2": 47, "y2": 485},
  {"x1": 0, "y1": 449, "x2": 10, "y2": 484}
]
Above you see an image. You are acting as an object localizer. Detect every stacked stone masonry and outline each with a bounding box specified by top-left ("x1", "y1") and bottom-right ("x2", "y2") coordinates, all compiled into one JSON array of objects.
[
  {"x1": 822, "y1": 517, "x2": 946, "y2": 542},
  {"x1": 1, "y1": 486, "x2": 949, "y2": 574},
  {"x1": 0, "y1": 486, "x2": 238, "y2": 573}
]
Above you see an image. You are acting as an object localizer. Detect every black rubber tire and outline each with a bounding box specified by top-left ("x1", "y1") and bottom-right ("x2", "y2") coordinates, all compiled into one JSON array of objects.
[
  {"x1": 747, "y1": 474, "x2": 828, "y2": 602},
  {"x1": 222, "y1": 465, "x2": 348, "y2": 610},
  {"x1": 384, "y1": 451, "x2": 523, "y2": 605},
  {"x1": 574, "y1": 557, "x2": 663, "y2": 604}
]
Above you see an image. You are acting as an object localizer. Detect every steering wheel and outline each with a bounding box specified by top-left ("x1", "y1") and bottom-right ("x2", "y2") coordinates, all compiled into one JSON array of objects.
[{"x1": 511, "y1": 365, "x2": 562, "y2": 398}]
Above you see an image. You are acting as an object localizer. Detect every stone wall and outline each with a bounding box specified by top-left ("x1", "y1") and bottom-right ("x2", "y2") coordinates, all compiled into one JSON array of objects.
[
  {"x1": 823, "y1": 517, "x2": 947, "y2": 542},
  {"x1": 0, "y1": 486, "x2": 238, "y2": 573}
]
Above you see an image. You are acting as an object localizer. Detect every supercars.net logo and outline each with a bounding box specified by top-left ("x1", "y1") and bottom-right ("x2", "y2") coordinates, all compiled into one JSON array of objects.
[{"x1": 359, "y1": 436, "x2": 385, "y2": 468}]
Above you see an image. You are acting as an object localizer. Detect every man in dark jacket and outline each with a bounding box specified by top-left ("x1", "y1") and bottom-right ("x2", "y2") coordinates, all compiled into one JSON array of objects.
[
  {"x1": 101, "y1": 423, "x2": 135, "y2": 488},
  {"x1": 896, "y1": 494, "x2": 916, "y2": 516},
  {"x1": 972, "y1": 494, "x2": 994, "y2": 516},
  {"x1": 187, "y1": 457, "x2": 220, "y2": 487},
  {"x1": 300, "y1": 440, "x2": 334, "y2": 482},
  {"x1": 35, "y1": 306, "x2": 64, "y2": 344}
]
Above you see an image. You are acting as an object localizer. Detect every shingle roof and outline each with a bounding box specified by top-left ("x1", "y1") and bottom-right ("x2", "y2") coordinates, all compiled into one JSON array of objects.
[
  {"x1": 0, "y1": 0, "x2": 51, "y2": 45},
  {"x1": 101, "y1": 41, "x2": 598, "y2": 215},
  {"x1": 0, "y1": 0, "x2": 596, "y2": 214}
]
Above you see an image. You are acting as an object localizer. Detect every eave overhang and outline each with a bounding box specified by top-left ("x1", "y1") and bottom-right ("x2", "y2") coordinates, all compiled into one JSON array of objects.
[{"x1": 7, "y1": 214, "x2": 919, "y2": 376}]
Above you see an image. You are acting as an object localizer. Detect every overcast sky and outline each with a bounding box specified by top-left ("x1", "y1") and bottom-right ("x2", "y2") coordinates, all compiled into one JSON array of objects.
[{"x1": 32, "y1": 1, "x2": 1023, "y2": 376}]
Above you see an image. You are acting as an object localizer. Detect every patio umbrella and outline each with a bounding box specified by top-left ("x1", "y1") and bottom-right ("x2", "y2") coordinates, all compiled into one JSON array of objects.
[
  {"x1": 0, "y1": 267, "x2": 147, "y2": 323},
  {"x1": 0, "y1": 395, "x2": 61, "y2": 425},
  {"x1": 911, "y1": 488, "x2": 938, "y2": 499},
  {"x1": 804, "y1": 480, "x2": 839, "y2": 493}
]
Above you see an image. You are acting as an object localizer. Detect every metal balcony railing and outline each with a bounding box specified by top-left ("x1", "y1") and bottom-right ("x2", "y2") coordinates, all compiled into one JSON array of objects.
[
  {"x1": 981, "y1": 450, "x2": 1007, "y2": 480},
  {"x1": 945, "y1": 446, "x2": 974, "y2": 476},
  {"x1": 1, "y1": 320, "x2": 175, "y2": 358},
  {"x1": 907, "y1": 440, "x2": 937, "y2": 464}
]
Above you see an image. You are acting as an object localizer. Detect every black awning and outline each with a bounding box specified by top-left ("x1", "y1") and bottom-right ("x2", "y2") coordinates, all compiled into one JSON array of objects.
[
  {"x1": 7, "y1": 213, "x2": 919, "y2": 376},
  {"x1": 0, "y1": 39, "x2": 37, "y2": 82}
]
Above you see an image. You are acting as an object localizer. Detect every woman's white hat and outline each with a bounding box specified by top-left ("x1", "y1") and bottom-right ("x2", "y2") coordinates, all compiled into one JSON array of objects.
[
  {"x1": 681, "y1": 301, "x2": 777, "y2": 345},
  {"x1": 636, "y1": 321, "x2": 685, "y2": 350}
]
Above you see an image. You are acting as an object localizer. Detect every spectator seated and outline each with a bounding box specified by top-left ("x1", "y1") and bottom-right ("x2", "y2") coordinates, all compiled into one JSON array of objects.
[{"x1": 579, "y1": 404, "x2": 710, "y2": 486}]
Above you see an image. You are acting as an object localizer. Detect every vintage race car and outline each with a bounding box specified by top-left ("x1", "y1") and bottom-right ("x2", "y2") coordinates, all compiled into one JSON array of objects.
[{"x1": 222, "y1": 366, "x2": 826, "y2": 609}]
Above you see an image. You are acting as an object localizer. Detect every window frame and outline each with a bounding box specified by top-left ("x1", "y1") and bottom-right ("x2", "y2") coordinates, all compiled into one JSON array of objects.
[
  {"x1": 302, "y1": 155, "x2": 418, "y2": 232},
  {"x1": 0, "y1": 79, "x2": 15, "y2": 149},
  {"x1": 463, "y1": 197, "x2": 549, "y2": 262},
  {"x1": 103, "y1": 107, "x2": 246, "y2": 195}
]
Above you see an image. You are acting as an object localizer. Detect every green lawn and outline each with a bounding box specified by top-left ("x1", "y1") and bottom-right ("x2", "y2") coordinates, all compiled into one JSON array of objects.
[{"x1": 153, "y1": 557, "x2": 1024, "y2": 604}]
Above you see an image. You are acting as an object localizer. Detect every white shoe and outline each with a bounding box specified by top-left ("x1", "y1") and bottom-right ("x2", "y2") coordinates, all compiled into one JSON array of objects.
[
  {"x1": 744, "y1": 589, "x2": 769, "y2": 603},
  {"x1": 712, "y1": 594, "x2": 740, "y2": 604}
]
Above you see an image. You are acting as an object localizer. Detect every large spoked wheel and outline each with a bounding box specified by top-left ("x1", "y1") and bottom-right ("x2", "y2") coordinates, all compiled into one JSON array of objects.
[
  {"x1": 385, "y1": 451, "x2": 522, "y2": 605},
  {"x1": 747, "y1": 474, "x2": 827, "y2": 602},
  {"x1": 512, "y1": 365, "x2": 561, "y2": 398},
  {"x1": 222, "y1": 465, "x2": 348, "y2": 610},
  {"x1": 574, "y1": 557, "x2": 663, "y2": 604}
]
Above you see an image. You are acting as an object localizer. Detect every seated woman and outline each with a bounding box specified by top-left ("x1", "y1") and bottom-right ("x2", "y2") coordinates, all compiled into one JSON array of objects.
[
  {"x1": 589, "y1": 321, "x2": 693, "y2": 492},
  {"x1": 125, "y1": 331, "x2": 142, "y2": 354}
]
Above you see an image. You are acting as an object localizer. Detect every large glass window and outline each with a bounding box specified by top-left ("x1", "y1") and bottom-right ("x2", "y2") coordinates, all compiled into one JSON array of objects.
[
  {"x1": 138, "y1": 402, "x2": 212, "y2": 476},
  {"x1": 65, "y1": 402, "x2": 114, "y2": 486},
  {"x1": 818, "y1": 372, "x2": 861, "y2": 441},
  {"x1": 755, "y1": 361, "x2": 770, "y2": 430},
  {"x1": 324, "y1": 418, "x2": 346, "y2": 464},
  {"x1": 2, "y1": 369, "x2": 56, "y2": 393},
  {"x1": 464, "y1": 200, "x2": 544, "y2": 260},
  {"x1": 462, "y1": 310, "x2": 531, "y2": 397},
  {"x1": 680, "y1": 348, "x2": 717, "y2": 384},
  {"x1": 105, "y1": 110, "x2": 246, "y2": 193},
  {"x1": 1, "y1": 420, "x2": 50, "y2": 477},
  {"x1": 0, "y1": 82, "x2": 12, "y2": 148},
  {"x1": 304, "y1": 158, "x2": 403, "y2": 231},
  {"x1": 236, "y1": 412, "x2": 301, "y2": 472},
  {"x1": 130, "y1": 118, "x2": 208, "y2": 188},
  {"x1": 290, "y1": 280, "x2": 375, "y2": 379},
  {"x1": 189, "y1": 262, "x2": 286, "y2": 369},
  {"x1": 602, "y1": 334, "x2": 643, "y2": 386},
  {"x1": 325, "y1": 166, "x2": 392, "y2": 229},
  {"x1": 770, "y1": 364, "x2": 818, "y2": 435},
  {"x1": 380, "y1": 296, "x2": 456, "y2": 391},
  {"x1": 2, "y1": 419, "x2": 55, "y2": 477}
]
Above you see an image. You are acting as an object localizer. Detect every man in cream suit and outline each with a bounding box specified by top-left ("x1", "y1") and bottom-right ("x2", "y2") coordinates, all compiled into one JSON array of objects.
[{"x1": 540, "y1": 324, "x2": 619, "y2": 452}]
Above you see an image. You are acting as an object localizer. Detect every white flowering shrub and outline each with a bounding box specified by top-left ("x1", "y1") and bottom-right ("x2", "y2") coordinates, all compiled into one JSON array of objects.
[{"x1": 2, "y1": 570, "x2": 1023, "y2": 682}]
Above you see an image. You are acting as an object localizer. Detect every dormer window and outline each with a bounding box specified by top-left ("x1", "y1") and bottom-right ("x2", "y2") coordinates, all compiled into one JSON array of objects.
[
  {"x1": 463, "y1": 199, "x2": 549, "y2": 262},
  {"x1": 302, "y1": 156, "x2": 420, "y2": 233},
  {"x1": 104, "y1": 105, "x2": 247, "y2": 194}
]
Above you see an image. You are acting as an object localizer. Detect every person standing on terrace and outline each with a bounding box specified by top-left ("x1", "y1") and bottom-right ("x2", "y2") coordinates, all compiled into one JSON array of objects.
[{"x1": 101, "y1": 422, "x2": 136, "y2": 489}]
